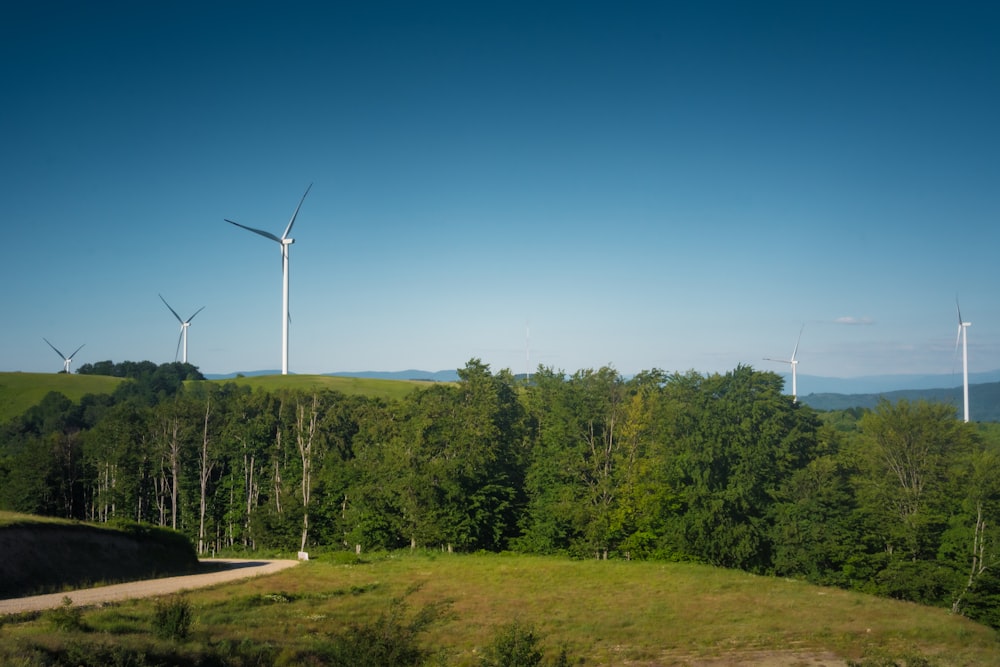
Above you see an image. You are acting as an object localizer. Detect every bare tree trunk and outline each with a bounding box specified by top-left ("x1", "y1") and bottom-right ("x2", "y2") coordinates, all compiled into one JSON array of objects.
[
  {"x1": 170, "y1": 419, "x2": 181, "y2": 530},
  {"x1": 198, "y1": 397, "x2": 215, "y2": 555},
  {"x1": 952, "y1": 501, "x2": 990, "y2": 614},
  {"x1": 296, "y1": 394, "x2": 319, "y2": 553}
]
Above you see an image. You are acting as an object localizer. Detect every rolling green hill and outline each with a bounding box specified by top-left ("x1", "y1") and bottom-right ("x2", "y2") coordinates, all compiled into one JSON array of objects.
[
  {"x1": 0, "y1": 371, "x2": 435, "y2": 424},
  {"x1": 0, "y1": 372, "x2": 125, "y2": 423}
]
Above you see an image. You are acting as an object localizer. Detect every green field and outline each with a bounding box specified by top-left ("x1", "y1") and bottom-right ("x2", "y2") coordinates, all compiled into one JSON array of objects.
[
  {"x1": 0, "y1": 371, "x2": 436, "y2": 423},
  {"x1": 2, "y1": 550, "x2": 998, "y2": 665},
  {"x1": 0, "y1": 372, "x2": 125, "y2": 423},
  {"x1": 211, "y1": 373, "x2": 443, "y2": 401}
]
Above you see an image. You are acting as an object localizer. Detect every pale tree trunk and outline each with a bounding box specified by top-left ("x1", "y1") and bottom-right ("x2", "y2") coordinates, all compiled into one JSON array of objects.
[
  {"x1": 952, "y1": 501, "x2": 990, "y2": 614},
  {"x1": 296, "y1": 394, "x2": 319, "y2": 553},
  {"x1": 273, "y1": 399, "x2": 285, "y2": 517},
  {"x1": 243, "y1": 448, "x2": 259, "y2": 548},
  {"x1": 198, "y1": 397, "x2": 215, "y2": 555},
  {"x1": 170, "y1": 418, "x2": 181, "y2": 530}
]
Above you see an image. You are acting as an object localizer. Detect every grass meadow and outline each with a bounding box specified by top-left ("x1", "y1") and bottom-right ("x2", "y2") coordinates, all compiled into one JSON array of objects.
[
  {"x1": 0, "y1": 370, "x2": 433, "y2": 424},
  {"x1": 2, "y1": 550, "x2": 997, "y2": 666},
  {"x1": 0, "y1": 372, "x2": 124, "y2": 423}
]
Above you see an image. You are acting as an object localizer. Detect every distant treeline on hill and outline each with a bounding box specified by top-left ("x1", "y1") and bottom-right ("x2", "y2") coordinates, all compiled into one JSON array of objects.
[
  {"x1": 78, "y1": 360, "x2": 205, "y2": 382},
  {"x1": 2, "y1": 360, "x2": 1000, "y2": 629}
]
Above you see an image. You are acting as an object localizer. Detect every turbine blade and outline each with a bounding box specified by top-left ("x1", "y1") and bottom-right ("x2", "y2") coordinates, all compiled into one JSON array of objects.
[
  {"x1": 955, "y1": 324, "x2": 962, "y2": 350},
  {"x1": 175, "y1": 331, "x2": 184, "y2": 362},
  {"x1": 159, "y1": 293, "x2": 183, "y2": 323},
  {"x1": 68, "y1": 344, "x2": 85, "y2": 360},
  {"x1": 186, "y1": 306, "x2": 206, "y2": 323},
  {"x1": 956, "y1": 297, "x2": 963, "y2": 325},
  {"x1": 763, "y1": 357, "x2": 792, "y2": 364},
  {"x1": 791, "y1": 325, "x2": 804, "y2": 361},
  {"x1": 282, "y1": 183, "x2": 312, "y2": 240},
  {"x1": 43, "y1": 337, "x2": 65, "y2": 359},
  {"x1": 226, "y1": 219, "x2": 282, "y2": 243}
]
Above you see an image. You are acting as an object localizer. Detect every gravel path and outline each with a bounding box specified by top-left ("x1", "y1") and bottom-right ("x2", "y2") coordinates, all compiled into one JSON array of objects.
[{"x1": 0, "y1": 559, "x2": 300, "y2": 615}]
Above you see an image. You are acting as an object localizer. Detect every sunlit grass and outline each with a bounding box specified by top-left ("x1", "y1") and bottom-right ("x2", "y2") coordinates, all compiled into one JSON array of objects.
[
  {"x1": 0, "y1": 372, "x2": 124, "y2": 422},
  {"x1": 2, "y1": 551, "x2": 998, "y2": 666}
]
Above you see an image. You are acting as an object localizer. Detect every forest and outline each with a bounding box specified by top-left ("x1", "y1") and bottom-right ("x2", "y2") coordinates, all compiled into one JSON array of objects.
[{"x1": 1, "y1": 359, "x2": 999, "y2": 629}]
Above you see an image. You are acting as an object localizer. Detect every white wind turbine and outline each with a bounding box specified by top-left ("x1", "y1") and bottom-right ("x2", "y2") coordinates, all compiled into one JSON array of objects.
[
  {"x1": 764, "y1": 325, "x2": 804, "y2": 403},
  {"x1": 159, "y1": 294, "x2": 205, "y2": 364},
  {"x1": 956, "y1": 299, "x2": 971, "y2": 423},
  {"x1": 43, "y1": 338, "x2": 85, "y2": 374},
  {"x1": 226, "y1": 184, "x2": 311, "y2": 375}
]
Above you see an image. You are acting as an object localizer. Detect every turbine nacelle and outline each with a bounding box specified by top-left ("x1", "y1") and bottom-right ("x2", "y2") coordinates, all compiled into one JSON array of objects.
[
  {"x1": 159, "y1": 294, "x2": 204, "y2": 364},
  {"x1": 43, "y1": 338, "x2": 85, "y2": 373},
  {"x1": 764, "y1": 324, "x2": 804, "y2": 403}
]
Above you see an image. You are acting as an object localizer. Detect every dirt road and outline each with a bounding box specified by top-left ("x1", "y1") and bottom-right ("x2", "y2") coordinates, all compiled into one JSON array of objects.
[{"x1": 0, "y1": 559, "x2": 300, "y2": 615}]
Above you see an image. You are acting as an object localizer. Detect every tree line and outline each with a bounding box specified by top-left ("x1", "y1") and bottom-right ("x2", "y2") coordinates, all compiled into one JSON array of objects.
[{"x1": 1, "y1": 359, "x2": 998, "y2": 627}]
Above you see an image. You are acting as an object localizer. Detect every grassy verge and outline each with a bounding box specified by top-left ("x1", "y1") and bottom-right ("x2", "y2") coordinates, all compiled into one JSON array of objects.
[{"x1": 2, "y1": 551, "x2": 997, "y2": 665}]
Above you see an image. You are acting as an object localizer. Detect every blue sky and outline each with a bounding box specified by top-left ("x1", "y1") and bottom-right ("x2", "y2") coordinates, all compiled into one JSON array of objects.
[{"x1": 2, "y1": 1, "x2": 998, "y2": 382}]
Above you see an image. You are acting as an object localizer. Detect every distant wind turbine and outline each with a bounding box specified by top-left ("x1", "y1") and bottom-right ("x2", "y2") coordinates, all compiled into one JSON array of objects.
[
  {"x1": 226, "y1": 184, "x2": 311, "y2": 375},
  {"x1": 764, "y1": 325, "x2": 804, "y2": 403},
  {"x1": 956, "y1": 299, "x2": 971, "y2": 422},
  {"x1": 43, "y1": 338, "x2": 85, "y2": 374},
  {"x1": 525, "y1": 322, "x2": 531, "y2": 382},
  {"x1": 159, "y1": 294, "x2": 205, "y2": 364}
]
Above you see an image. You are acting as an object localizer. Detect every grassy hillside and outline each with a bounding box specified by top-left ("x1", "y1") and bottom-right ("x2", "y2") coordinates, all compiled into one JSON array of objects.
[
  {"x1": 0, "y1": 512, "x2": 198, "y2": 598},
  {"x1": 211, "y1": 373, "x2": 440, "y2": 401},
  {"x1": 0, "y1": 372, "x2": 124, "y2": 423},
  {"x1": 2, "y1": 551, "x2": 997, "y2": 665}
]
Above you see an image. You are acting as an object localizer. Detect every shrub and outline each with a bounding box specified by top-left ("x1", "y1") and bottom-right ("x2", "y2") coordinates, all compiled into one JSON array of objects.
[
  {"x1": 47, "y1": 596, "x2": 84, "y2": 633},
  {"x1": 152, "y1": 595, "x2": 192, "y2": 641},
  {"x1": 316, "y1": 592, "x2": 449, "y2": 666},
  {"x1": 479, "y1": 620, "x2": 544, "y2": 667}
]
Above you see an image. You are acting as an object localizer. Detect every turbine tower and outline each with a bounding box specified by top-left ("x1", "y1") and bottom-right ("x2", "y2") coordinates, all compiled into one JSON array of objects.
[
  {"x1": 159, "y1": 294, "x2": 205, "y2": 364},
  {"x1": 43, "y1": 338, "x2": 85, "y2": 374},
  {"x1": 956, "y1": 299, "x2": 971, "y2": 422},
  {"x1": 226, "y1": 184, "x2": 311, "y2": 375},
  {"x1": 764, "y1": 325, "x2": 804, "y2": 403}
]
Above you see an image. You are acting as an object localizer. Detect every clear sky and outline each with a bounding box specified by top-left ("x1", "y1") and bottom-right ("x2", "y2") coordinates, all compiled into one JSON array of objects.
[{"x1": 2, "y1": 1, "x2": 998, "y2": 380}]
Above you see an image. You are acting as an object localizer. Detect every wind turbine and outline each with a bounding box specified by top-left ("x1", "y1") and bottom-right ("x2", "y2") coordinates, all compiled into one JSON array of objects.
[
  {"x1": 226, "y1": 184, "x2": 311, "y2": 375},
  {"x1": 43, "y1": 338, "x2": 85, "y2": 374},
  {"x1": 159, "y1": 294, "x2": 205, "y2": 364},
  {"x1": 764, "y1": 325, "x2": 804, "y2": 403},
  {"x1": 956, "y1": 299, "x2": 971, "y2": 422}
]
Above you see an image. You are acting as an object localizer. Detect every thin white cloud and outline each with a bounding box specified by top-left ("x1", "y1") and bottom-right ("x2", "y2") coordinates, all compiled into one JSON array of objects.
[{"x1": 834, "y1": 316, "x2": 875, "y2": 325}]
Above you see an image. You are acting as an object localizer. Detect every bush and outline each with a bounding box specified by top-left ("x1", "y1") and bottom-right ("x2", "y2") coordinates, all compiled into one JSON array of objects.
[
  {"x1": 480, "y1": 620, "x2": 544, "y2": 667},
  {"x1": 152, "y1": 595, "x2": 192, "y2": 641},
  {"x1": 47, "y1": 596, "x2": 84, "y2": 633},
  {"x1": 315, "y1": 592, "x2": 449, "y2": 666}
]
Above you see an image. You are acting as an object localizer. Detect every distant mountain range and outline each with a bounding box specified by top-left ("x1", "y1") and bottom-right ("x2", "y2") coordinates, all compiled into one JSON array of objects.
[
  {"x1": 791, "y1": 370, "x2": 1000, "y2": 395},
  {"x1": 800, "y1": 382, "x2": 1000, "y2": 422}
]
